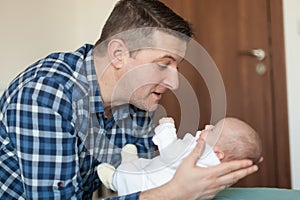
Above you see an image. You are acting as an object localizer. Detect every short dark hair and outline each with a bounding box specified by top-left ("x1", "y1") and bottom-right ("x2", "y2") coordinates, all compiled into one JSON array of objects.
[{"x1": 94, "y1": 0, "x2": 193, "y2": 51}]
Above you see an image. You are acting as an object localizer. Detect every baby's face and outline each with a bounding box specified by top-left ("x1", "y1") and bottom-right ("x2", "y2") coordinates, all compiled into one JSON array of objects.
[{"x1": 199, "y1": 122, "x2": 224, "y2": 148}]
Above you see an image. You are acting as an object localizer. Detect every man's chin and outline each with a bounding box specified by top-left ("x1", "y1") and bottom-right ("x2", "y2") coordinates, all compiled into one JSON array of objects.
[
  {"x1": 137, "y1": 103, "x2": 159, "y2": 112},
  {"x1": 148, "y1": 104, "x2": 159, "y2": 112}
]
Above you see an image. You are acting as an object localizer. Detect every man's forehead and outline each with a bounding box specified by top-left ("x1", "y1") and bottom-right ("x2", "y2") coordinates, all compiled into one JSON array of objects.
[{"x1": 150, "y1": 30, "x2": 187, "y2": 57}]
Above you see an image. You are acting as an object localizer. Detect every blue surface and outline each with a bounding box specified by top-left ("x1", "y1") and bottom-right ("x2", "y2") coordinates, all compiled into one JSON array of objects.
[{"x1": 214, "y1": 188, "x2": 300, "y2": 200}]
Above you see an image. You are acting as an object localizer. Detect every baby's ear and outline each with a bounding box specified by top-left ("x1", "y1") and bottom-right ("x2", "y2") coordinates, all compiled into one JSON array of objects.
[{"x1": 214, "y1": 150, "x2": 225, "y2": 161}]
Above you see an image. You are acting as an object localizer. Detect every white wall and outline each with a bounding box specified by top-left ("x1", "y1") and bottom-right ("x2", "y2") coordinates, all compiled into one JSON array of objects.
[
  {"x1": 0, "y1": 0, "x2": 299, "y2": 190},
  {"x1": 283, "y1": 0, "x2": 300, "y2": 190},
  {"x1": 0, "y1": 0, "x2": 117, "y2": 93},
  {"x1": 74, "y1": 0, "x2": 119, "y2": 45}
]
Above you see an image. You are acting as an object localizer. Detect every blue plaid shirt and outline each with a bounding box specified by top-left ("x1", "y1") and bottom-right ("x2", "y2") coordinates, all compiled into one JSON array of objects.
[{"x1": 0, "y1": 44, "x2": 156, "y2": 199}]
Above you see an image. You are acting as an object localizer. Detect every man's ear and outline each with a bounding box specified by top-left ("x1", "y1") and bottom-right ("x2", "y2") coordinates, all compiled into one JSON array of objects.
[
  {"x1": 107, "y1": 39, "x2": 128, "y2": 69},
  {"x1": 214, "y1": 150, "x2": 225, "y2": 161}
]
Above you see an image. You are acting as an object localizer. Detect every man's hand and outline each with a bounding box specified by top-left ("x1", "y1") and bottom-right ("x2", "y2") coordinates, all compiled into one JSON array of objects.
[{"x1": 140, "y1": 139, "x2": 258, "y2": 200}]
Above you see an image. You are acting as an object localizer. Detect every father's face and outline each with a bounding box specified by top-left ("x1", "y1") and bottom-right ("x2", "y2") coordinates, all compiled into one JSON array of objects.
[{"x1": 121, "y1": 31, "x2": 187, "y2": 111}]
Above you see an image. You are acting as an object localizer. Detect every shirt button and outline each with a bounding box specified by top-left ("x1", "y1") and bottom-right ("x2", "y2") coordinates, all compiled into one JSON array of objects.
[{"x1": 57, "y1": 181, "x2": 64, "y2": 188}]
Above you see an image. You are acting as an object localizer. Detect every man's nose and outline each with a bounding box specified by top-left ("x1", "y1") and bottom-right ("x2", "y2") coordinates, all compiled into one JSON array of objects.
[{"x1": 162, "y1": 68, "x2": 179, "y2": 90}]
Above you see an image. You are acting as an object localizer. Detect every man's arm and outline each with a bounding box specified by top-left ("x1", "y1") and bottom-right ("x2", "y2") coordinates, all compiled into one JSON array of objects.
[
  {"x1": 5, "y1": 78, "x2": 80, "y2": 199},
  {"x1": 139, "y1": 139, "x2": 258, "y2": 200}
]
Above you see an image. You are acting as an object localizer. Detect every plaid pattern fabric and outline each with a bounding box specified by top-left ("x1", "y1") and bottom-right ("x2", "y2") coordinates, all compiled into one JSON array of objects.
[
  {"x1": 106, "y1": 192, "x2": 140, "y2": 200},
  {"x1": 0, "y1": 44, "x2": 155, "y2": 199}
]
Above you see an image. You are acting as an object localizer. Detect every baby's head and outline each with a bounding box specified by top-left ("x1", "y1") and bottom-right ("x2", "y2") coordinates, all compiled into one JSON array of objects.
[{"x1": 200, "y1": 117, "x2": 262, "y2": 164}]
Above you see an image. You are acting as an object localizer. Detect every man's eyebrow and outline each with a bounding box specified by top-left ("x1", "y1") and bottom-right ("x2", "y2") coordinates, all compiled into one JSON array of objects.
[{"x1": 154, "y1": 55, "x2": 176, "y2": 62}]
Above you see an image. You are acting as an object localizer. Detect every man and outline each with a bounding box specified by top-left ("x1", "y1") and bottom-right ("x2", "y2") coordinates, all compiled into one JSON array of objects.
[{"x1": 0, "y1": 0, "x2": 258, "y2": 199}]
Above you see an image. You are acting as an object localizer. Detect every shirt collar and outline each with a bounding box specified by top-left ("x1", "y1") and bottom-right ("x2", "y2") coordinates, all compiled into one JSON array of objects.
[
  {"x1": 83, "y1": 45, "x2": 104, "y2": 114},
  {"x1": 112, "y1": 104, "x2": 139, "y2": 121}
]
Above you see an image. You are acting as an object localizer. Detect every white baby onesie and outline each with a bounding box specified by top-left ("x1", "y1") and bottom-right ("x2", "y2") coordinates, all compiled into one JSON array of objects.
[{"x1": 112, "y1": 122, "x2": 221, "y2": 196}]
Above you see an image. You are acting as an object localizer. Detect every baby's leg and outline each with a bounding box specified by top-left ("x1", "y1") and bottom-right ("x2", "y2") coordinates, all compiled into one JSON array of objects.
[{"x1": 97, "y1": 163, "x2": 116, "y2": 191}]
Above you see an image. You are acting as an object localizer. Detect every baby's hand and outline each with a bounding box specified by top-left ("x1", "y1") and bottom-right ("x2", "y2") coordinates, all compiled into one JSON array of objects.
[
  {"x1": 204, "y1": 124, "x2": 214, "y2": 130},
  {"x1": 159, "y1": 117, "x2": 175, "y2": 125}
]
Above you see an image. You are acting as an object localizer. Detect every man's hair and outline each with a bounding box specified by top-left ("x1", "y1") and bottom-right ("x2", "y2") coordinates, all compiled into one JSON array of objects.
[{"x1": 94, "y1": 0, "x2": 193, "y2": 53}]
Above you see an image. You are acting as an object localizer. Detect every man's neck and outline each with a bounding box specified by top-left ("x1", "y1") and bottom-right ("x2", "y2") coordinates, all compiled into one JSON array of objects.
[{"x1": 94, "y1": 53, "x2": 122, "y2": 119}]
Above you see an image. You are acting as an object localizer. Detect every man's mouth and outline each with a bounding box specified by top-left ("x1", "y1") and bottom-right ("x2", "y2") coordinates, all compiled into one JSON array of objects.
[{"x1": 152, "y1": 92, "x2": 162, "y2": 100}]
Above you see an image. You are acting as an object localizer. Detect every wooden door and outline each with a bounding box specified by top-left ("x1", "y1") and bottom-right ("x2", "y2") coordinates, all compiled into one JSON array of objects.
[{"x1": 159, "y1": 0, "x2": 290, "y2": 188}]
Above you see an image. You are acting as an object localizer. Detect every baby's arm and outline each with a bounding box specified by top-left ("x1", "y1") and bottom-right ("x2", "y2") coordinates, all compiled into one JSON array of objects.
[{"x1": 152, "y1": 117, "x2": 178, "y2": 151}]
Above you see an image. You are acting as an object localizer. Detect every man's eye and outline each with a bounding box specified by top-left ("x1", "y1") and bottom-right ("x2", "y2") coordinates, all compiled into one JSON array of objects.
[{"x1": 158, "y1": 64, "x2": 168, "y2": 70}]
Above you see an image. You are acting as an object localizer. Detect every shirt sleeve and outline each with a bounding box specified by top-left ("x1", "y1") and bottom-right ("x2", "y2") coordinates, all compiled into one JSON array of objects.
[{"x1": 6, "y1": 77, "x2": 80, "y2": 199}]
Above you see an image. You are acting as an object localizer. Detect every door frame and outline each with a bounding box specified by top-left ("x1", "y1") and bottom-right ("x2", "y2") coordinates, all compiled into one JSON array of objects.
[{"x1": 268, "y1": 0, "x2": 291, "y2": 188}]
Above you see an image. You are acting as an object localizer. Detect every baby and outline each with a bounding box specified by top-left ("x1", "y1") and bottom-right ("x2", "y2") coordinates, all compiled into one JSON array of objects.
[{"x1": 97, "y1": 117, "x2": 262, "y2": 196}]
